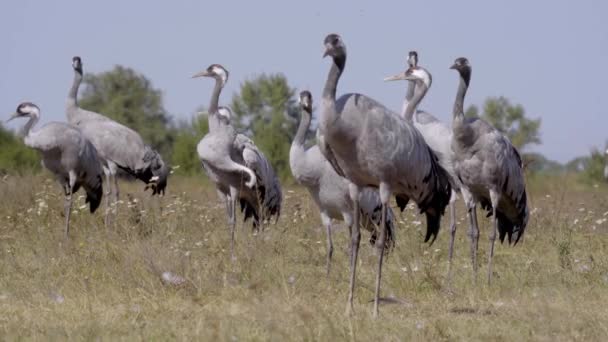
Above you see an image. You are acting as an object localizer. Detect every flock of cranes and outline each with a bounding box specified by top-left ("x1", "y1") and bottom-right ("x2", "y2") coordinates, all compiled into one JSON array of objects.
[{"x1": 7, "y1": 33, "x2": 529, "y2": 317}]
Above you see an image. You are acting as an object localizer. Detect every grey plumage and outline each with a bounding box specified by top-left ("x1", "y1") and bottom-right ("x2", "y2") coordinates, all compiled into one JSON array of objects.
[
  {"x1": 193, "y1": 64, "x2": 282, "y2": 259},
  {"x1": 232, "y1": 130, "x2": 282, "y2": 223},
  {"x1": 450, "y1": 57, "x2": 529, "y2": 284},
  {"x1": 8, "y1": 102, "x2": 103, "y2": 237},
  {"x1": 384, "y1": 53, "x2": 462, "y2": 282},
  {"x1": 289, "y1": 90, "x2": 395, "y2": 276},
  {"x1": 319, "y1": 34, "x2": 451, "y2": 316},
  {"x1": 65, "y1": 56, "x2": 169, "y2": 225}
]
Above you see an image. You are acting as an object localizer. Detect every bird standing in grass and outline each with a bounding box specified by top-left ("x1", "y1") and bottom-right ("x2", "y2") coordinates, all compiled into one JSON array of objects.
[
  {"x1": 8, "y1": 102, "x2": 103, "y2": 237},
  {"x1": 66, "y1": 56, "x2": 169, "y2": 226},
  {"x1": 318, "y1": 34, "x2": 451, "y2": 316},
  {"x1": 384, "y1": 53, "x2": 462, "y2": 282},
  {"x1": 449, "y1": 57, "x2": 529, "y2": 284},
  {"x1": 289, "y1": 90, "x2": 395, "y2": 276},
  {"x1": 193, "y1": 64, "x2": 282, "y2": 259}
]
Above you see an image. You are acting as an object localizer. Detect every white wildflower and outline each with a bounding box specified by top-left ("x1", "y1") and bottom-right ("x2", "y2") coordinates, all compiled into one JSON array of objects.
[
  {"x1": 161, "y1": 272, "x2": 186, "y2": 286},
  {"x1": 50, "y1": 292, "x2": 64, "y2": 304}
]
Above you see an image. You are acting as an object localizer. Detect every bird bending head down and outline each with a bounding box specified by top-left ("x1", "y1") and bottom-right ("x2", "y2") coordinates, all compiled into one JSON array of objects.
[{"x1": 141, "y1": 147, "x2": 170, "y2": 196}]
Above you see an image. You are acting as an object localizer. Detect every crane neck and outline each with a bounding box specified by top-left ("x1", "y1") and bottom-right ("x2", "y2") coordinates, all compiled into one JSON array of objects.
[
  {"x1": 21, "y1": 111, "x2": 40, "y2": 138},
  {"x1": 400, "y1": 79, "x2": 416, "y2": 119},
  {"x1": 209, "y1": 77, "x2": 223, "y2": 114},
  {"x1": 67, "y1": 70, "x2": 82, "y2": 109},
  {"x1": 322, "y1": 55, "x2": 345, "y2": 102},
  {"x1": 452, "y1": 75, "x2": 469, "y2": 124},
  {"x1": 292, "y1": 108, "x2": 312, "y2": 148},
  {"x1": 207, "y1": 78, "x2": 224, "y2": 131},
  {"x1": 403, "y1": 81, "x2": 428, "y2": 122}
]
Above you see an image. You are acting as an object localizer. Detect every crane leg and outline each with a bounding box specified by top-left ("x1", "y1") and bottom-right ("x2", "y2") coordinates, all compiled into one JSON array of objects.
[
  {"x1": 64, "y1": 171, "x2": 76, "y2": 239},
  {"x1": 229, "y1": 187, "x2": 238, "y2": 261},
  {"x1": 468, "y1": 205, "x2": 480, "y2": 280},
  {"x1": 320, "y1": 213, "x2": 333, "y2": 277},
  {"x1": 346, "y1": 184, "x2": 360, "y2": 316},
  {"x1": 64, "y1": 188, "x2": 73, "y2": 239},
  {"x1": 487, "y1": 191, "x2": 500, "y2": 285},
  {"x1": 103, "y1": 168, "x2": 112, "y2": 227},
  {"x1": 447, "y1": 200, "x2": 457, "y2": 287},
  {"x1": 373, "y1": 183, "x2": 390, "y2": 318},
  {"x1": 113, "y1": 174, "x2": 120, "y2": 218}
]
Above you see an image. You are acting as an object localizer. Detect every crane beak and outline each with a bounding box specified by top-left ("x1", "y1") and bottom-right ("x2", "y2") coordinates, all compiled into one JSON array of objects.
[
  {"x1": 192, "y1": 70, "x2": 210, "y2": 78},
  {"x1": 6, "y1": 113, "x2": 18, "y2": 123},
  {"x1": 322, "y1": 43, "x2": 332, "y2": 58},
  {"x1": 383, "y1": 72, "x2": 407, "y2": 82}
]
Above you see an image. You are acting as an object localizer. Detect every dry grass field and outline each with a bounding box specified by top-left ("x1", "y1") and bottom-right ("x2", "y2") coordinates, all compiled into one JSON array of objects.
[{"x1": 0, "y1": 173, "x2": 607, "y2": 341}]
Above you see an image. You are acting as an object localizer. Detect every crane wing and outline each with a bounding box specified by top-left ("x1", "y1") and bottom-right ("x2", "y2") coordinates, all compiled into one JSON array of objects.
[
  {"x1": 233, "y1": 134, "x2": 282, "y2": 219},
  {"x1": 316, "y1": 129, "x2": 346, "y2": 178}
]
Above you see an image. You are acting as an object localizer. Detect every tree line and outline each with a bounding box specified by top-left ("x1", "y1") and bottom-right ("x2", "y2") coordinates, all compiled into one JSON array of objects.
[{"x1": 1, "y1": 64, "x2": 602, "y2": 182}]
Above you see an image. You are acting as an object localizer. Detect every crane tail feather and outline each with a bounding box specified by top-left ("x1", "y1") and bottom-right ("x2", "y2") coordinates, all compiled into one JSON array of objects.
[
  {"x1": 424, "y1": 211, "x2": 440, "y2": 244},
  {"x1": 84, "y1": 176, "x2": 103, "y2": 213}
]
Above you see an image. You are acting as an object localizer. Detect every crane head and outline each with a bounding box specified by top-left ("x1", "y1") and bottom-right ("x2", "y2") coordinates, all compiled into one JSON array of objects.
[
  {"x1": 72, "y1": 56, "x2": 83, "y2": 74},
  {"x1": 407, "y1": 51, "x2": 418, "y2": 68},
  {"x1": 7, "y1": 102, "x2": 39, "y2": 122},
  {"x1": 450, "y1": 57, "x2": 471, "y2": 85},
  {"x1": 192, "y1": 64, "x2": 229, "y2": 87},
  {"x1": 384, "y1": 66, "x2": 432, "y2": 89},
  {"x1": 323, "y1": 33, "x2": 346, "y2": 58},
  {"x1": 298, "y1": 90, "x2": 313, "y2": 113},
  {"x1": 142, "y1": 148, "x2": 169, "y2": 196}
]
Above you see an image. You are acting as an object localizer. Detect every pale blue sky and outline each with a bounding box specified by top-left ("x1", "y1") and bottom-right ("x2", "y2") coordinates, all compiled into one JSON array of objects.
[{"x1": 1, "y1": 0, "x2": 607, "y2": 162}]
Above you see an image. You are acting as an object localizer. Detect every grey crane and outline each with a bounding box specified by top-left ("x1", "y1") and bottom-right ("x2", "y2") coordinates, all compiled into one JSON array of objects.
[
  {"x1": 289, "y1": 90, "x2": 396, "y2": 276},
  {"x1": 193, "y1": 64, "x2": 282, "y2": 259},
  {"x1": 8, "y1": 102, "x2": 103, "y2": 237},
  {"x1": 449, "y1": 57, "x2": 529, "y2": 284},
  {"x1": 66, "y1": 56, "x2": 169, "y2": 225},
  {"x1": 384, "y1": 52, "x2": 462, "y2": 281},
  {"x1": 319, "y1": 34, "x2": 451, "y2": 316}
]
